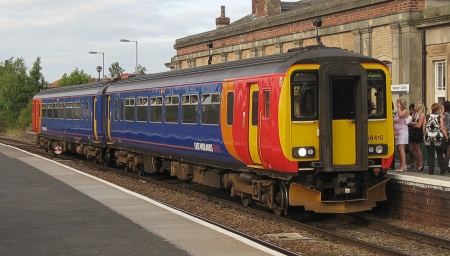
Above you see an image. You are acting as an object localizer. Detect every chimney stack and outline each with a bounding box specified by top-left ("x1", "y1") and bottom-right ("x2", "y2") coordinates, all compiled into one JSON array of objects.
[{"x1": 216, "y1": 6, "x2": 230, "y2": 29}]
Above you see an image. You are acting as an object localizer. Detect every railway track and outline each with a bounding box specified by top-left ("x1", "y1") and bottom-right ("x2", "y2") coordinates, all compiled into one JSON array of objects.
[{"x1": 2, "y1": 134, "x2": 449, "y2": 255}]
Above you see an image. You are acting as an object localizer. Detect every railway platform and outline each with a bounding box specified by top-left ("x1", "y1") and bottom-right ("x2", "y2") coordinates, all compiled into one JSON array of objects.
[{"x1": 0, "y1": 143, "x2": 282, "y2": 256}]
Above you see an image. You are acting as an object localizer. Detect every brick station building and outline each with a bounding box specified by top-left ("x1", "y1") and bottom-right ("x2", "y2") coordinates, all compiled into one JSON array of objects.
[{"x1": 168, "y1": 0, "x2": 449, "y2": 109}]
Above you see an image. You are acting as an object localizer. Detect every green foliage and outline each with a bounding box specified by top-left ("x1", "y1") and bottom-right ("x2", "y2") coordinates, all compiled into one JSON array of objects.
[
  {"x1": 0, "y1": 57, "x2": 44, "y2": 130},
  {"x1": 136, "y1": 64, "x2": 147, "y2": 75},
  {"x1": 109, "y1": 62, "x2": 124, "y2": 78},
  {"x1": 18, "y1": 100, "x2": 32, "y2": 129},
  {"x1": 58, "y1": 68, "x2": 93, "y2": 87}
]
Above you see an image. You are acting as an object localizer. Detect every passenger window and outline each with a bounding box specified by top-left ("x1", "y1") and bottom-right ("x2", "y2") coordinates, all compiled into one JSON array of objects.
[
  {"x1": 85, "y1": 102, "x2": 90, "y2": 121},
  {"x1": 125, "y1": 98, "x2": 135, "y2": 121},
  {"x1": 264, "y1": 90, "x2": 270, "y2": 118},
  {"x1": 114, "y1": 99, "x2": 118, "y2": 121},
  {"x1": 58, "y1": 102, "x2": 65, "y2": 119},
  {"x1": 66, "y1": 102, "x2": 73, "y2": 120},
  {"x1": 182, "y1": 95, "x2": 198, "y2": 124},
  {"x1": 150, "y1": 97, "x2": 163, "y2": 123},
  {"x1": 165, "y1": 96, "x2": 179, "y2": 123},
  {"x1": 73, "y1": 102, "x2": 81, "y2": 120},
  {"x1": 137, "y1": 97, "x2": 148, "y2": 122},
  {"x1": 201, "y1": 93, "x2": 220, "y2": 125},
  {"x1": 53, "y1": 103, "x2": 58, "y2": 119},
  {"x1": 226, "y1": 92, "x2": 234, "y2": 126},
  {"x1": 42, "y1": 104, "x2": 47, "y2": 119}
]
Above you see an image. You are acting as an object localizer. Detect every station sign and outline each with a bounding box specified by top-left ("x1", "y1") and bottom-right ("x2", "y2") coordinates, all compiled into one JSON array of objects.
[{"x1": 391, "y1": 84, "x2": 409, "y2": 94}]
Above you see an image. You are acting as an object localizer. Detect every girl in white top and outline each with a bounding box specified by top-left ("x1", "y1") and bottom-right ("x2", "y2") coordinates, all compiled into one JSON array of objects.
[{"x1": 394, "y1": 98, "x2": 409, "y2": 171}]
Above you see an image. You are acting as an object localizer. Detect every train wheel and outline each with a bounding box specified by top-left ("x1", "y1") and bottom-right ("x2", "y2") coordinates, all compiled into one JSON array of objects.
[
  {"x1": 241, "y1": 194, "x2": 252, "y2": 207},
  {"x1": 103, "y1": 151, "x2": 110, "y2": 167},
  {"x1": 272, "y1": 183, "x2": 289, "y2": 216}
]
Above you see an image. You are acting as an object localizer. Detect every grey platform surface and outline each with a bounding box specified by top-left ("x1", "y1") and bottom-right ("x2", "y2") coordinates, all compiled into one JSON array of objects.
[{"x1": 0, "y1": 144, "x2": 282, "y2": 256}]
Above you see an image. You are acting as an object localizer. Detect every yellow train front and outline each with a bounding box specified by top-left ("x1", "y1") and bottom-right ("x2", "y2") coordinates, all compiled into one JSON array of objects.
[{"x1": 223, "y1": 46, "x2": 393, "y2": 214}]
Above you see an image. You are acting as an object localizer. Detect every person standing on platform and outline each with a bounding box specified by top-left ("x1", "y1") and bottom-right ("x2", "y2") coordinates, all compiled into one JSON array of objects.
[
  {"x1": 394, "y1": 98, "x2": 409, "y2": 172},
  {"x1": 424, "y1": 103, "x2": 448, "y2": 175},
  {"x1": 407, "y1": 103, "x2": 416, "y2": 168},
  {"x1": 442, "y1": 101, "x2": 450, "y2": 173},
  {"x1": 408, "y1": 101, "x2": 425, "y2": 172}
]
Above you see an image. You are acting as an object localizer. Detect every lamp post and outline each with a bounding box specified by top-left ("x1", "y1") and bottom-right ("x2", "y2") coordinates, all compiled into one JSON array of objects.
[
  {"x1": 89, "y1": 51, "x2": 104, "y2": 81},
  {"x1": 120, "y1": 39, "x2": 138, "y2": 74}
]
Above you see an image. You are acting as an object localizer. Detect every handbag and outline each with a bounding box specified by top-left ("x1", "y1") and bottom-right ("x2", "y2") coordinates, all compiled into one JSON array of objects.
[{"x1": 405, "y1": 115, "x2": 412, "y2": 125}]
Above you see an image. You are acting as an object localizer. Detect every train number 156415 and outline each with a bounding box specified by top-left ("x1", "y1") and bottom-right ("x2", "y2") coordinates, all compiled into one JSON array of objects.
[{"x1": 368, "y1": 135, "x2": 384, "y2": 141}]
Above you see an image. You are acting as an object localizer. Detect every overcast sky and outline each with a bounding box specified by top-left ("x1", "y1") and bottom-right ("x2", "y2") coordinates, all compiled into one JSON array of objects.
[{"x1": 0, "y1": 0, "x2": 255, "y2": 83}]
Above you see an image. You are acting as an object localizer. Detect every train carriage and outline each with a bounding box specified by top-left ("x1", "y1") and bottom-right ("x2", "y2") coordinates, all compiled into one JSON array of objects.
[
  {"x1": 32, "y1": 82, "x2": 107, "y2": 161},
  {"x1": 32, "y1": 45, "x2": 394, "y2": 215}
]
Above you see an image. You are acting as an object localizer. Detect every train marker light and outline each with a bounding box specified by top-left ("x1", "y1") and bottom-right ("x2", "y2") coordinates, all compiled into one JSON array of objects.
[{"x1": 292, "y1": 147, "x2": 315, "y2": 158}]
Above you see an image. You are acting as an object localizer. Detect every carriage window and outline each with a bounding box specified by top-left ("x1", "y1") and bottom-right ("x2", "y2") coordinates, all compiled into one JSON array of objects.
[
  {"x1": 73, "y1": 102, "x2": 81, "y2": 120},
  {"x1": 66, "y1": 102, "x2": 73, "y2": 120},
  {"x1": 201, "y1": 93, "x2": 220, "y2": 125},
  {"x1": 367, "y1": 70, "x2": 386, "y2": 118},
  {"x1": 114, "y1": 99, "x2": 118, "y2": 121},
  {"x1": 165, "y1": 96, "x2": 179, "y2": 123},
  {"x1": 251, "y1": 91, "x2": 258, "y2": 126},
  {"x1": 150, "y1": 96, "x2": 163, "y2": 123},
  {"x1": 120, "y1": 98, "x2": 124, "y2": 121},
  {"x1": 125, "y1": 98, "x2": 135, "y2": 121},
  {"x1": 81, "y1": 102, "x2": 85, "y2": 120},
  {"x1": 227, "y1": 92, "x2": 234, "y2": 125},
  {"x1": 182, "y1": 95, "x2": 198, "y2": 124},
  {"x1": 264, "y1": 90, "x2": 270, "y2": 118},
  {"x1": 53, "y1": 103, "x2": 58, "y2": 119},
  {"x1": 137, "y1": 97, "x2": 148, "y2": 122},
  {"x1": 85, "y1": 102, "x2": 90, "y2": 121},
  {"x1": 291, "y1": 72, "x2": 317, "y2": 120},
  {"x1": 42, "y1": 104, "x2": 47, "y2": 119},
  {"x1": 58, "y1": 102, "x2": 65, "y2": 119}
]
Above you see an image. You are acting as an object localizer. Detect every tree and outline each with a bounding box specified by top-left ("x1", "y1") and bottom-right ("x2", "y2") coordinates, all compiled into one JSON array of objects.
[
  {"x1": 136, "y1": 64, "x2": 147, "y2": 75},
  {"x1": 0, "y1": 57, "x2": 29, "y2": 128},
  {"x1": 109, "y1": 62, "x2": 124, "y2": 78},
  {"x1": 58, "y1": 68, "x2": 93, "y2": 87}
]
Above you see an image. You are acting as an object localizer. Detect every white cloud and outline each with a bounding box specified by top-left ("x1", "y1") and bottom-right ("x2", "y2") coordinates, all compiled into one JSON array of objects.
[{"x1": 0, "y1": 0, "x2": 250, "y2": 82}]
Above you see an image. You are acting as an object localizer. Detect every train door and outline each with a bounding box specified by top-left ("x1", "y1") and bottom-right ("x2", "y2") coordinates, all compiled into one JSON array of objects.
[
  {"x1": 93, "y1": 96, "x2": 100, "y2": 142},
  {"x1": 103, "y1": 95, "x2": 113, "y2": 143},
  {"x1": 248, "y1": 83, "x2": 262, "y2": 165},
  {"x1": 319, "y1": 63, "x2": 368, "y2": 171}
]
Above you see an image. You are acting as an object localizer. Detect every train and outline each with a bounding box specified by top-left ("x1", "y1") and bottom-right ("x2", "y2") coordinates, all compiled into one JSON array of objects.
[{"x1": 32, "y1": 45, "x2": 394, "y2": 215}]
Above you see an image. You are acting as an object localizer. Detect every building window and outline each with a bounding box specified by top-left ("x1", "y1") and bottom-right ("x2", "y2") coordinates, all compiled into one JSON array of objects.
[
  {"x1": 201, "y1": 93, "x2": 220, "y2": 125},
  {"x1": 165, "y1": 96, "x2": 179, "y2": 123},
  {"x1": 435, "y1": 61, "x2": 447, "y2": 103}
]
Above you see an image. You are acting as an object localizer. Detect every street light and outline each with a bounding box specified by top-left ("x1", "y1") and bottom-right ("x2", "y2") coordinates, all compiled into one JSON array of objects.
[
  {"x1": 89, "y1": 51, "x2": 104, "y2": 81},
  {"x1": 120, "y1": 39, "x2": 138, "y2": 74}
]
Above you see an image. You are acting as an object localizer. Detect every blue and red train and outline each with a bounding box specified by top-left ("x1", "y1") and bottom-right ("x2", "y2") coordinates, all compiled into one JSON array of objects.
[{"x1": 32, "y1": 45, "x2": 394, "y2": 215}]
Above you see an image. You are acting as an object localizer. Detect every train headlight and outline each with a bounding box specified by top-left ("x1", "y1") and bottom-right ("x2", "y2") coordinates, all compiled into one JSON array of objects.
[
  {"x1": 292, "y1": 147, "x2": 315, "y2": 158},
  {"x1": 368, "y1": 144, "x2": 388, "y2": 155}
]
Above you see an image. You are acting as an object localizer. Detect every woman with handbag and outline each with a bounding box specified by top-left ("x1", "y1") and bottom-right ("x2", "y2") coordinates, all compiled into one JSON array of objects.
[
  {"x1": 423, "y1": 103, "x2": 448, "y2": 175},
  {"x1": 408, "y1": 101, "x2": 426, "y2": 171},
  {"x1": 394, "y1": 98, "x2": 409, "y2": 172}
]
